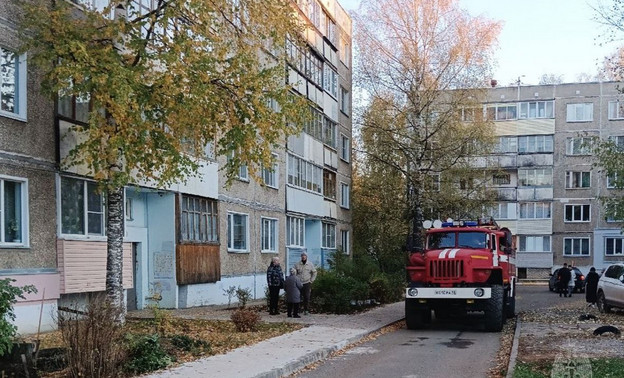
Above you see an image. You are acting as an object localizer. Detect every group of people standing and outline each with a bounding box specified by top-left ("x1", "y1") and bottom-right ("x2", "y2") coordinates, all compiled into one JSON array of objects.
[
  {"x1": 266, "y1": 252, "x2": 317, "y2": 317},
  {"x1": 557, "y1": 263, "x2": 601, "y2": 307}
]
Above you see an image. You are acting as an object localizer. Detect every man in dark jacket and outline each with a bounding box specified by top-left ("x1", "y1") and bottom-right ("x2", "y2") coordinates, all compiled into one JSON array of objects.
[
  {"x1": 558, "y1": 263, "x2": 572, "y2": 297},
  {"x1": 585, "y1": 267, "x2": 600, "y2": 307},
  {"x1": 266, "y1": 257, "x2": 284, "y2": 315}
]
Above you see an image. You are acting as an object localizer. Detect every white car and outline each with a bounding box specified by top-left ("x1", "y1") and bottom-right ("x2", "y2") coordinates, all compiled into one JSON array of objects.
[{"x1": 597, "y1": 263, "x2": 624, "y2": 313}]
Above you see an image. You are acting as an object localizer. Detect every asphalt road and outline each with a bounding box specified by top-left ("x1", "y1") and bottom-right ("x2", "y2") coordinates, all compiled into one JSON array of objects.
[{"x1": 296, "y1": 283, "x2": 555, "y2": 378}]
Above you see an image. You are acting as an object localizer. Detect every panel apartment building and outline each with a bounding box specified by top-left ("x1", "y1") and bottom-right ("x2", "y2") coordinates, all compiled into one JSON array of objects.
[
  {"x1": 480, "y1": 81, "x2": 623, "y2": 279},
  {"x1": 1, "y1": 0, "x2": 352, "y2": 333}
]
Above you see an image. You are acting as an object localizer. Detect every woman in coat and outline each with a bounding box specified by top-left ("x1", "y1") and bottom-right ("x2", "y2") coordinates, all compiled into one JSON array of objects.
[
  {"x1": 585, "y1": 267, "x2": 600, "y2": 307},
  {"x1": 266, "y1": 257, "x2": 284, "y2": 315},
  {"x1": 284, "y1": 268, "x2": 303, "y2": 318}
]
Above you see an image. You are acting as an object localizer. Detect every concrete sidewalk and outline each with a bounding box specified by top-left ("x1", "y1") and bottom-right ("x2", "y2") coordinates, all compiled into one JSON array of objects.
[{"x1": 143, "y1": 302, "x2": 405, "y2": 378}]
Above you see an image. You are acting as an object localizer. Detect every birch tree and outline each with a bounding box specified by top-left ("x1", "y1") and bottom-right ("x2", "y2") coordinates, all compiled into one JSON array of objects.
[
  {"x1": 353, "y1": 0, "x2": 500, "y2": 252},
  {"x1": 17, "y1": 0, "x2": 307, "y2": 320}
]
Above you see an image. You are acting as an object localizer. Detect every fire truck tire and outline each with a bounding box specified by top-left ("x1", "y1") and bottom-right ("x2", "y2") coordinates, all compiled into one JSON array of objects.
[
  {"x1": 504, "y1": 290, "x2": 516, "y2": 318},
  {"x1": 484, "y1": 285, "x2": 504, "y2": 332},
  {"x1": 405, "y1": 299, "x2": 431, "y2": 330}
]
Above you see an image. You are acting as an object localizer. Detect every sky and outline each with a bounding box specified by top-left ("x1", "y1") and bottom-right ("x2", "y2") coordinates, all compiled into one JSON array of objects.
[{"x1": 338, "y1": 0, "x2": 621, "y2": 86}]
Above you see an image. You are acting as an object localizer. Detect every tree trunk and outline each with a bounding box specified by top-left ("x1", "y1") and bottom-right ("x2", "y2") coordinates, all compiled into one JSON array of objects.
[{"x1": 106, "y1": 185, "x2": 126, "y2": 323}]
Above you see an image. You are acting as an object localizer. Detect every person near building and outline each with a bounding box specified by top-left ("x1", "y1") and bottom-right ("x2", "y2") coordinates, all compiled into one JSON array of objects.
[
  {"x1": 585, "y1": 267, "x2": 600, "y2": 307},
  {"x1": 558, "y1": 263, "x2": 572, "y2": 298},
  {"x1": 295, "y1": 252, "x2": 317, "y2": 315},
  {"x1": 284, "y1": 268, "x2": 303, "y2": 318},
  {"x1": 266, "y1": 256, "x2": 284, "y2": 315},
  {"x1": 567, "y1": 266, "x2": 576, "y2": 297}
]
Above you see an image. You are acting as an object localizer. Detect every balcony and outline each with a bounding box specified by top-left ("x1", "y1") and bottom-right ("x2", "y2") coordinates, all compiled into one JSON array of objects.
[
  {"x1": 517, "y1": 187, "x2": 553, "y2": 201},
  {"x1": 516, "y1": 153, "x2": 553, "y2": 168},
  {"x1": 496, "y1": 188, "x2": 517, "y2": 201}
]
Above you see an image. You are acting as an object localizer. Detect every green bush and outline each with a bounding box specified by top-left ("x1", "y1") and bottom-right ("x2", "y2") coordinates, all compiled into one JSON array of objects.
[
  {"x1": 0, "y1": 279, "x2": 36, "y2": 357},
  {"x1": 235, "y1": 286, "x2": 252, "y2": 308},
  {"x1": 312, "y1": 270, "x2": 369, "y2": 314},
  {"x1": 168, "y1": 334, "x2": 211, "y2": 355},
  {"x1": 230, "y1": 308, "x2": 261, "y2": 332},
  {"x1": 124, "y1": 334, "x2": 173, "y2": 374},
  {"x1": 368, "y1": 272, "x2": 404, "y2": 304}
]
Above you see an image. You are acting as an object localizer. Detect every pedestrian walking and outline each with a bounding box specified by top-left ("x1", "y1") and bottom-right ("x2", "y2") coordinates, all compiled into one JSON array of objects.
[
  {"x1": 295, "y1": 252, "x2": 317, "y2": 315},
  {"x1": 267, "y1": 256, "x2": 284, "y2": 315},
  {"x1": 284, "y1": 268, "x2": 303, "y2": 318},
  {"x1": 567, "y1": 266, "x2": 576, "y2": 297},
  {"x1": 558, "y1": 263, "x2": 572, "y2": 297},
  {"x1": 585, "y1": 267, "x2": 600, "y2": 307}
]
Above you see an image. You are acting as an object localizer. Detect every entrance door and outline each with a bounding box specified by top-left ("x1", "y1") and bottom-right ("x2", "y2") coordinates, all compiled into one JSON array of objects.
[{"x1": 126, "y1": 243, "x2": 139, "y2": 311}]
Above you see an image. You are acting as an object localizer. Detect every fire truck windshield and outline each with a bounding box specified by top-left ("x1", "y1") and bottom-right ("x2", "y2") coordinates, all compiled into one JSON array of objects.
[{"x1": 428, "y1": 232, "x2": 488, "y2": 249}]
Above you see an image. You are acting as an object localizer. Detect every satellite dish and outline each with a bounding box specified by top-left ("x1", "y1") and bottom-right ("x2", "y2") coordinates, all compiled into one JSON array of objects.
[
  {"x1": 422, "y1": 220, "x2": 432, "y2": 229},
  {"x1": 433, "y1": 220, "x2": 442, "y2": 228}
]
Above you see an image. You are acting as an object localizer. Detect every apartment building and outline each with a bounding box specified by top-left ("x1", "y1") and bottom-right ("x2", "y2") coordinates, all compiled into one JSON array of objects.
[
  {"x1": 481, "y1": 82, "x2": 623, "y2": 278},
  {"x1": 0, "y1": 1, "x2": 59, "y2": 333},
  {"x1": 1, "y1": 0, "x2": 352, "y2": 332}
]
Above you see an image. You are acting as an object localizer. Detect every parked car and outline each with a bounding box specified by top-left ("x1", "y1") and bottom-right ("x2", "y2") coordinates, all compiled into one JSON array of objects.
[
  {"x1": 548, "y1": 267, "x2": 585, "y2": 293},
  {"x1": 597, "y1": 263, "x2": 624, "y2": 313}
]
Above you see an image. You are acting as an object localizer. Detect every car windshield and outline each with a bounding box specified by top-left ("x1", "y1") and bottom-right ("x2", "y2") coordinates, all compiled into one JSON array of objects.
[{"x1": 428, "y1": 231, "x2": 488, "y2": 249}]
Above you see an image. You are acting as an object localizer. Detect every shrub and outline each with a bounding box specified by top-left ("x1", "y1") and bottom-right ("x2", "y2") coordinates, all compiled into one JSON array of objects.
[
  {"x1": 235, "y1": 286, "x2": 252, "y2": 308},
  {"x1": 58, "y1": 295, "x2": 125, "y2": 378},
  {"x1": 168, "y1": 334, "x2": 211, "y2": 355},
  {"x1": 0, "y1": 278, "x2": 36, "y2": 357},
  {"x1": 223, "y1": 286, "x2": 237, "y2": 309},
  {"x1": 124, "y1": 334, "x2": 173, "y2": 374},
  {"x1": 150, "y1": 305, "x2": 175, "y2": 335},
  {"x1": 230, "y1": 308, "x2": 260, "y2": 332},
  {"x1": 369, "y1": 272, "x2": 404, "y2": 304},
  {"x1": 312, "y1": 270, "x2": 369, "y2": 314}
]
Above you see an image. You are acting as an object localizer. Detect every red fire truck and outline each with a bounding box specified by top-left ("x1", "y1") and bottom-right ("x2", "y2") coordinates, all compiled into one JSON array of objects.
[{"x1": 405, "y1": 219, "x2": 517, "y2": 332}]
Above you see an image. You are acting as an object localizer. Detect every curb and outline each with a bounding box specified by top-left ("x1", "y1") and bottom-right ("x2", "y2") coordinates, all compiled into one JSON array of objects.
[
  {"x1": 255, "y1": 320, "x2": 404, "y2": 378},
  {"x1": 505, "y1": 319, "x2": 521, "y2": 378}
]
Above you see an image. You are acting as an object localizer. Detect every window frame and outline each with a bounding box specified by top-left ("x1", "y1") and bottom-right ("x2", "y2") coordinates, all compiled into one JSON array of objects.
[
  {"x1": 286, "y1": 216, "x2": 305, "y2": 247},
  {"x1": 179, "y1": 194, "x2": 218, "y2": 243},
  {"x1": 262, "y1": 153, "x2": 279, "y2": 189},
  {"x1": 340, "y1": 86, "x2": 350, "y2": 115},
  {"x1": 340, "y1": 134, "x2": 350, "y2": 162},
  {"x1": 340, "y1": 182, "x2": 350, "y2": 209},
  {"x1": 340, "y1": 229, "x2": 350, "y2": 255},
  {"x1": 566, "y1": 137, "x2": 594, "y2": 156},
  {"x1": 518, "y1": 235, "x2": 551, "y2": 253},
  {"x1": 518, "y1": 168, "x2": 553, "y2": 187},
  {"x1": 605, "y1": 237, "x2": 624, "y2": 255},
  {"x1": 564, "y1": 204, "x2": 591, "y2": 223},
  {"x1": 563, "y1": 237, "x2": 591, "y2": 256},
  {"x1": 260, "y1": 217, "x2": 278, "y2": 253},
  {"x1": 566, "y1": 103, "x2": 593, "y2": 122},
  {"x1": 565, "y1": 171, "x2": 591, "y2": 189},
  {"x1": 226, "y1": 211, "x2": 249, "y2": 253},
  {"x1": 518, "y1": 100, "x2": 554, "y2": 119},
  {"x1": 0, "y1": 175, "x2": 29, "y2": 247},
  {"x1": 287, "y1": 154, "x2": 323, "y2": 194},
  {"x1": 519, "y1": 202, "x2": 551, "y2": 219},
  {"x1": 608, "y1": 101, "x2": 624, "y2": 120},
  {"x1": 517, "y1": 135, "x2": 553, "y2": 154},
  {"x1": 58, "y1": 176, "x2": 106, "y2": 239},
  {"x1": 0, "y1": 47, "x2": 27, "y2": 121},
  {"x1": 323, "y1": 169, "x2": 336, "y2": 200},
  {"x1": 321, "y1": 222, "x2": 336, "y2": 249}
]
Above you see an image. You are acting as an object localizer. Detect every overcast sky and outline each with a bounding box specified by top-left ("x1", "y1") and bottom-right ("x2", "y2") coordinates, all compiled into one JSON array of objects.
[{"x1": 339, "y1": 0, "x2": 621, "y2": 86}]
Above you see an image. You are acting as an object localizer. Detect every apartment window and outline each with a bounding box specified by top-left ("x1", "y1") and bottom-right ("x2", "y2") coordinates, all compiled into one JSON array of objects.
[
  {"x1": 564, "y1": 204, "x2": 590, "y2": 222},
  {"x1": 495, "y1": 136, "x2": 517, "y2": 153},
  {"x1": 492, "y1": 174, "x2": 511, "y2": 185},
  {"x1": 0, "y1": 47, "x2": 27, "y2": 120},
  {"x1": 339, "y1": 35, "x2": 350, "y2": 67},
  {"x1": 180, "y1": 195, "x2": 218, "y2": 242},
  {"x1": 487, "y1": 104, "x2": 517, "y2": 121},
  {"x1": 608, "y1": 101, "x2": 624, "y2": 120},
  {"x1": 323, "y1": 117, "x2": 337, "y2": 148},
  {"x1": 227, "y1": 212, "x2": 248, "y2": 252},
  {"x1": 566, "y1": 137, "x2": 593, "y2": 155},
  {"x1": 340, "y1": 134, "x2": 350, "y2": 162},
  {"x1": 564, "y1": 237, "x2": 590, "y2": 256},
  {"x1": 566, "y1": 103, "x2": 593, "y2": 122},
  {"x1": 518, "y1": 135, "x2": 553, "y2": 153},
  {"x1": 227, "y1": 152, "x2": 249, "y2": 181},
  {"x1": 519, "y1": 101, "x2": 554, "y2": 119},
  {"x1": 519, "y1": 202, "x2": 551, "y2": 219},
  {"x1": 322, "y1": 222, "x2": 336, "y2": 249},
  {"x1": 261, "y1": 217, "x2": 278, "y2": 253},
  {"x1": 607, "y1": 173, "x2": 619, "y2": 189},
  {"x1": 340, "y1": 183, "x2": 350, "y2": 209},
  {"x1": 490, "y1": 203, "x2": 514, "y2": 220},
  {"x1": 518, "y1": 235, "x2": 551, "y2": 252},
  {"x1": 340, "y1": 230, "x2": 350, "y2": 255},
  {"x1": 304, "y1": 106, "x2": 324, "y2": 141},
  {"x1": 0, "y1": 177, "x2": 27, "y2": 245},
  {"x1": 60, "y1": 176, "x2": 105, "y2": 236},
  {"x1": 287, "y1": 154, "x2": 322, "y2": 194},
  {"x1": 565, "y1": 171, "x2": 590, "y2": 189},
  {"x1": 58, "y1": 93, "x2": 90, "y2": 124},
  {"x1": 323, "y1": 170, "x2": 336, "y2": 200},
  {"x1": 262, "y1": 154, "x2": 278, "y2": 189},
  {"x1": 287, "y1": 216, "x2": 304, "y2": 247},
  {"x1": 340, "y1": 87, "x2": 350, "y2": 115},
  {"x1": 608, "y1": 135, "x2": 624, "y2": 150},
  {"x1": 606, "y1": 238, "x2": 624, "y2": 255},
  {"x1": 323, "y1": 65, "x2": 338, "y2": 99},
  {"x1": 518, "y1": 168, "x2": 552, "y2": 186},
  {"x1": 286, "y1": 40, "x2": 323, "y2": 86}
]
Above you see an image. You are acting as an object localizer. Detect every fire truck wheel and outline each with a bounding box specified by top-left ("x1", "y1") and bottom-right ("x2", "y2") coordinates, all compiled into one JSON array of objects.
[
  {"x1": 405, "y1": 299, "x2": 431, "y2": 330},
  {"x1": 484, "y1": 285, "x2": 504, "y2": 332},
  {"x1": 504, "y1": 289, "x2": 516, "y2": 318}
]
